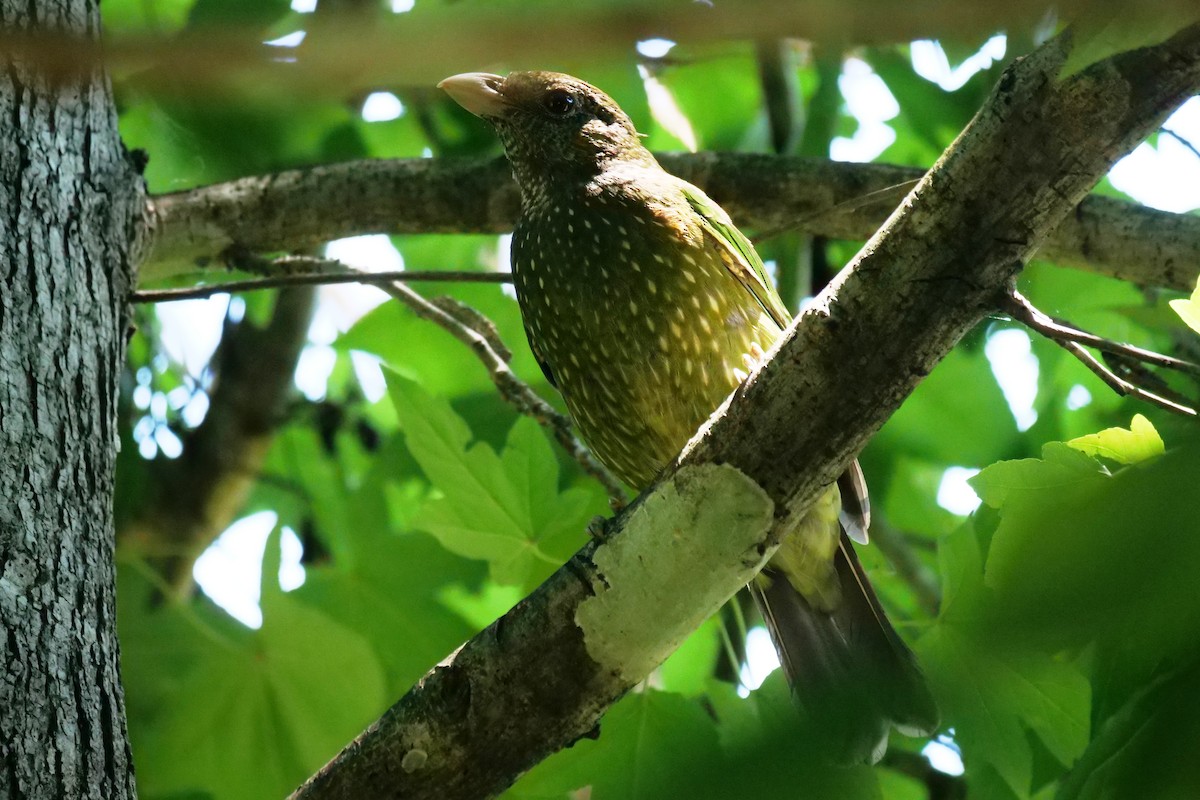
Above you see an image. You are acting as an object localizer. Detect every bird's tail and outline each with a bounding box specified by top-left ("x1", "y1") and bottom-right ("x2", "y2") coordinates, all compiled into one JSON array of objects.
[{"x1": 750, "y1": 534, "x2": 939, "y2": 763}]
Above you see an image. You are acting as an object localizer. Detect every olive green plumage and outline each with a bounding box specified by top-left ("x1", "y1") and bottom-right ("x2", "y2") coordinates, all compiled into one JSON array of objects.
[{"x1": 440, "y1": 70, "x2": 937, "y2": 761}]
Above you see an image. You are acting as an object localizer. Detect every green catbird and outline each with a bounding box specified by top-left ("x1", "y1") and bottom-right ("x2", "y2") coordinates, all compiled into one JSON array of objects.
[{"x1": 440, "y1": 70, "x2": 937, "y2": 762}]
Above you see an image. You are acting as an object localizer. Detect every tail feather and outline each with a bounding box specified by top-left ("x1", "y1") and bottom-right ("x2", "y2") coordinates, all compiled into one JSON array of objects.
[{"x1": 750, "y1": 533, "x2": 938, "y2": 763}]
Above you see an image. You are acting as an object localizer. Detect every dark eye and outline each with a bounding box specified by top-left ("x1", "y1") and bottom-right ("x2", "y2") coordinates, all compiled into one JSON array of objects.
[{"x1": 543, "y1": 89, "x2": 575, "y2": 115}]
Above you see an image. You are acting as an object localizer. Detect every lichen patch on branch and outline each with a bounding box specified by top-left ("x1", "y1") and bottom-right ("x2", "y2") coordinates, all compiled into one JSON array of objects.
[{"x1": 576, "y1": 464, "x2": 774, "y2": 683}]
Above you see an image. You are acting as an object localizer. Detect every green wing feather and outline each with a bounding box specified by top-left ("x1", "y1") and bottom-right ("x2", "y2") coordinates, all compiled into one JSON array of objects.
[{"x1": 679, "y1": 181, "x2": 793, "y2": 329}]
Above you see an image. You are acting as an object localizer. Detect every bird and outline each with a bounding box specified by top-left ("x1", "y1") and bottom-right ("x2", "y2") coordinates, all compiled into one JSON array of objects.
[{"x1": 439, "y1": 70, "x2": 937, "y2": 762}]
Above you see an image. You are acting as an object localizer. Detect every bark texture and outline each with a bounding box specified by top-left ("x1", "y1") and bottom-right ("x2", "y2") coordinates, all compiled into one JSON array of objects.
[
  {"x1": 287, "y1": 26, "x2": 1200, "y2": 800},
  {"x1": 145, "y1": 152, "x2": 1200, "y2": 294},
  {"x1": 0, "y1": 1, "x2": 144, "y2": 797}
]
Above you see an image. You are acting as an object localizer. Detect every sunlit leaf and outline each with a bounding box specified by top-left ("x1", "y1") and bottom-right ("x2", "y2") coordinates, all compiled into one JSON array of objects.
[
  {"x1": 982, "y1": 441, "x2": 1200, "y2": 667},
  {"x1": 968, "y1": 442, "x2": 1104, "y2": 508},
  {"x1": 1061, "y1": 13, "x2": 1198, "y2": 78},
  {"x1": 1066, "y1": 413, "x2": 1164, "y2": 465},
  {"x1": 1168, "y1": 276, "x2": 1200, "y2": 335}
]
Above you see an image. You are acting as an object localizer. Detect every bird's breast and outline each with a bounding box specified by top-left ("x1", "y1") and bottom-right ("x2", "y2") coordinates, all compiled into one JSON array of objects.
[{"x1": 512, "y1": 200, "x2": 779, "y2": 488}]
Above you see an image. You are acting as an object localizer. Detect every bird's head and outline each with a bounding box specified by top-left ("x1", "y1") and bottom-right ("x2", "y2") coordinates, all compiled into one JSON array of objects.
[{"x1": 439, "y1": 71, "x2": 656, "y2": 202}]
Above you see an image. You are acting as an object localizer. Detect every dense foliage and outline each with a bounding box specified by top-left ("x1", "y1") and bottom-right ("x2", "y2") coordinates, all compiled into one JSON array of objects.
[{"x1": 109, "y1": 2, "x2": 1200, "y2": 798}]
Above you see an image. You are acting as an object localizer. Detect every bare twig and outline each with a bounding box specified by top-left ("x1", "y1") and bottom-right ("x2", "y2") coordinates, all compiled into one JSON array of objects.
[
  {"x1": 229, "y1": 253, "x2": 629, "y2": 508},
  {"x1": 752, "y1": 178, "x2": 921, "y2": 245},
  {"x1": 1005, "y1": 288, "x2": 1200, "y2": 375},
  {"x1": 1066, "y1": 340, "x2": 1195, "y2": 415},
  {"x1": 131, "y1": 267, "x2": 512, "y2": 304},
  {"x1": 1162, "y1": 126, "x2": 1200, "y2": 161},
  {"x1": 1003, "y1": 287, "x2": 1200, "y2": 416},
  {"x1": 428, "y1": 296, "x2": 513, "y2": 364}
]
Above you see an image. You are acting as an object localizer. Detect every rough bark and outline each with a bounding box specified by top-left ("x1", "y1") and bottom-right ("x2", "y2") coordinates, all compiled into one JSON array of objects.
[
  {"x1": 0, "y1": 1, "x2": 144, "y2": 797},
  {"x1": 144, "y1": 152, "x2": 1200, "y2": 294},
  {"x1": 288, "y1": 26, "x2": 1200, "y2": 800}
]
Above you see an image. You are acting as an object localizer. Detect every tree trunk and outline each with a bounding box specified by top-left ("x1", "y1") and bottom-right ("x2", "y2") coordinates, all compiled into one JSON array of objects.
[{"x1": 0, "y1": 1, "x2": 143, "y2": 797}]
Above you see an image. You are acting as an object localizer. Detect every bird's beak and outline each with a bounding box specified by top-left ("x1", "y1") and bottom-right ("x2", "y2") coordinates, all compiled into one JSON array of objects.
[{"x1": 438, "y1": 72, "x2": 512, "y2": 119}]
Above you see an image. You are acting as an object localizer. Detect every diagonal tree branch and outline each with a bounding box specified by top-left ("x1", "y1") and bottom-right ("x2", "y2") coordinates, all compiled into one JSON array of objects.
[
  {"x1": 287, "y1": 25, "x2": 1200, "y2": 800},
  {"x1": 143, "y1": 152, "x2": 1200, "y2": 294}
]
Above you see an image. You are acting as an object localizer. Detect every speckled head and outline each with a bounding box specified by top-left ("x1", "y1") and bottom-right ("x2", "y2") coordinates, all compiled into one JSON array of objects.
[{"x1": 439, "y1": 71, "x2": 657, "y2": 205}]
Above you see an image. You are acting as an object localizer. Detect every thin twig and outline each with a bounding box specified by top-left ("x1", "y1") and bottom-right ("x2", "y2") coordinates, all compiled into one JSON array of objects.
[
  {"x1": 228, "y1": 253, "x2": 629, "y2": 508},
  {"x1": 1162, "y1": 126, "x2": 1200, "y2": 161},
  {"x1": 131, "y1": 267, "x2": 513, "y2": 304},
  {"x1": 1103, "y1": 350, "x2": 1197, "y2": 405},
  {"x1": 1006, "y1": 288, "x2": 1200, "y2": 376},
  {"x1": 1066, "y1": 339, "x2": 1196, "y2": 415},
  {"x1": 752, "y1": 178, "x2": 920, "y2": 244},
  {"x1": 429, "y1": 296, "x2": 513, "y2": 363},
  {"x1": 1003, "y1": 287, "x2": 1199, "y2": 416}
]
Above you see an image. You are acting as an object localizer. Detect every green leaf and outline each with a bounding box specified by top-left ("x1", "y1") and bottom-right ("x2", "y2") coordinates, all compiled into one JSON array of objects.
[
  {"x1": 388, "y1": 372, "x2": 603, "y2": 588},
  {"x1": 922, "y1": 433, "x2": 1200, "y2": 796},
  {"x1": 870, "y1": 47, "x2": 992, "y2": 157},
  {"x1": 880, "y1": 454, "x2": 964, "y2": 536},
  {"x1": 1061, "y1": 13, "x2": 1198, "y2": 78},
  {"x1": 291, "y1": 529, "x2": 481, "y2": 695},
  {"x1": 919, "y1": 622, "x2": 1090, "y2": 797},
  {"x1": 102, "y1": 0, "x2": 196, "y2": 34},
  {"x1": 648, "y1": 43, "x2": 763, "y2": 152},
  {"x1": 438, "y1": 581, "x2": 524, "y2": 631},
  {"x1": 656, "y1": 617, "x2": 721, "y2": 697},
  {"x1": 1168, "y1": 276, "x2": 1200, "y2": 335},
  {"x1": 339, "y1": 279, "x2": 551, "y2": 404},
  {"x1": 1066, "y1": 414, "x2": 1164, "y2": 465},
  {"x1": 187, "y1": 0, "x2": 290, "y2": 31},
  {"x1": 129, "y1": 592, "x2": 385, "y2": 800},
  {"x1": 982, "y1": 441, "x2": 1200, "y2": 667},
  {"x1": 703, "y1": 675, "x2": 882, "y2": 799},
  {"x1": 513, "y1": 689, "x2": 723, "y2": 800},
  {"x1": 933, "y1": 516, "x2": 988, "y2": 622},
  {"x1": 1060, "y1": 659, "x2": 1200, "y2": 800},
  {"x1": 968, "y1": 442, "x2": 1104, "y2": 509}
]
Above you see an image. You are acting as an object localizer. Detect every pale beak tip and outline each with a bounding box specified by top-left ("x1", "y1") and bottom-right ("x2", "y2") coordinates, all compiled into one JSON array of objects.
[{"x1": 438, "y1": 72, "x2": 511, "y2": 118}]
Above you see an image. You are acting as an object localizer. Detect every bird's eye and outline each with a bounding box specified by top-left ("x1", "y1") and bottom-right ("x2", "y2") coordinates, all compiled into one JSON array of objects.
[{"x1": 542, "y1": 89, "x2": 576, "y2": 116}]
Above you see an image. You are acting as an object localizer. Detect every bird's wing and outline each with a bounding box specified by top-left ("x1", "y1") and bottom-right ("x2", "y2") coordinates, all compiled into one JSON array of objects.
[
  {"x1": 679, "y1": 181, "x2": 793, "y2": 330},
  {"x1": 681, "y1": 180, "x2": 872, "y2": 545}
]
